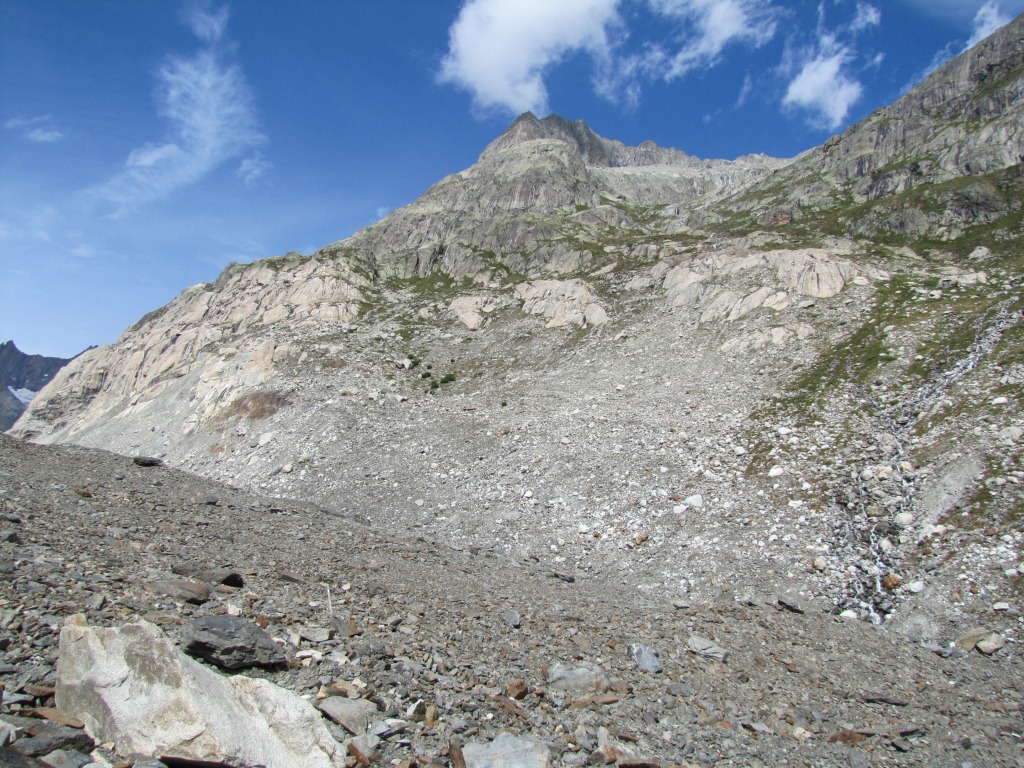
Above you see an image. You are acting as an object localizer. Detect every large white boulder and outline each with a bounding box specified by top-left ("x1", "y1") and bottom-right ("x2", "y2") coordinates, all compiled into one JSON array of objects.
[{"x1": 55, "y1": 616, "x2": 345, "y2": 768}]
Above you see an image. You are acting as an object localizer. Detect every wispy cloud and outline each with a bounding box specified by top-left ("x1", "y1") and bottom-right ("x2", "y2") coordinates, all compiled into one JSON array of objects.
[
  {"x1": 438, "y1": 0, "x2": 621, "y2": 116},
  {"x1": 4, "y1": 115, "x2": 64, "y2": 143},
  {"x1": 91, "y1": 3, "x2": 264, "y2": 215},
  {"x1": 848, "y1": 3, "x2": 881, "y2": 33},
  {"x1": 642, "y1": 0, "x2": 778, "y2": 80},
  {"x1": 237, "y1": 152, "x2": 272, "y2": 184},
  {"x1": 965, "y1": 1, "x2": 1011, "y2": 48}
]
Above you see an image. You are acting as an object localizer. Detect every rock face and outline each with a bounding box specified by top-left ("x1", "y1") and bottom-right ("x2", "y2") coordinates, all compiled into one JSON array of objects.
[
  {"x1": 55, "y1": 617, "x2": 345, "y2": 768},
  {"x1": 0, "y1": 341, "x2": 71, "y2": 430}
]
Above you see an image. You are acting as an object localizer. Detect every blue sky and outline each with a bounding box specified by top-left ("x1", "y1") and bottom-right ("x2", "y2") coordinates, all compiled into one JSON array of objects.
[{"x1": 1, "y1": 0, "x2": 1020, "y2": 358}]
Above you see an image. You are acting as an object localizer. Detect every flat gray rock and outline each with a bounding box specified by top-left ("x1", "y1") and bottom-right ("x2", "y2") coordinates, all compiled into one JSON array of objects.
[
  {"x1": 149, "y1": 579, "x2": 210, "y2": 605},
  {"x1": 462, "y1": 733, "x2": 550, "y2": 768},
  {"x1": 317, "y1": 696, "x2": 377, "y2": 736},
  {"x1": 686, "y1": 636, "x2": 728, "y2": 662},
  {"x1": 546, "y1": 661, "x2": 606, "y2": 697}
]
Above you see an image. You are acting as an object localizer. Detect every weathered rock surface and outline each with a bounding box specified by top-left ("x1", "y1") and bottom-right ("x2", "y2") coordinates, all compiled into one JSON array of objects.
[{"x1": 55, "y1": 617, "x2": 345, "y2": 768}]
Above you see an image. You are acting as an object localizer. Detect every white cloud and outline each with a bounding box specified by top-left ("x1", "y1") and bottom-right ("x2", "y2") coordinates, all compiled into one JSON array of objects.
[
  {"x1": 783, "y1": 40, "x2": 862, "y2": 129},
  {"x1": 25, "y1": 127, "x2": 64, "y2": 143},
  {"x1": 438, "y1": 0, "x2": 621, "y2": 116},
  {"x1": 439, "y1": 0, "x2": 782, "y2": 115},
  {"x1": 237, "y1": 153, "x2": 272, "y2": 184},
  {"x1": 92, "y1": 4, "x2": 264, "y2": 214},
  {"x1": 966, "y1": 1, "x2": 1011, "y2": 48},
  {"x1": 4, "y1": 115, "x2": 64, "y2": 143},
  {"x1": 644, "y1": 0, "x2": 778, "y2": 80}
]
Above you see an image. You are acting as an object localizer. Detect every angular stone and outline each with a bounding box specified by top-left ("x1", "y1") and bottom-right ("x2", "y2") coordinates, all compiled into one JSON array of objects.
[
  {"x1": 627, "y1": 644, "x2": 662, "y2": 673},
  {"x1": 55, "y1": 617, "x2": 345, "y2": 768},
  {"x1": 172, "y1": 565, "x2": 244, "y2": 588},
  {"x1": 976, "y1": 633, "x2": 1006, "y2": 655},
  {"x1": 347, "y1": 733, "x2": 380, "y2": 766},
  {"x1": 777, "y1": 595, "x2": 806, "y2": 614},
  {"x1": 500, "y1": 610, "x2": 521, "y2": 628},
  {"x1": 0, "y1": 747, "x2": 46, "y2": 766},
  {"x1": 9, "y1": 723, "x2": 92, "y2": 758},
  {"x1": 180, "y1": 615, "x2": 286, "y2": 669},
  {"x1": 546, "y1": 662, "x2": 606, "y2": 698},
  {"x1": 317, "y1": 697, "x2": 377, "y2": 736},
  {"x1": 686, "y1": 636, "x2": 728, "y2": 662},
  {"x1": 149, "y1": 579, "x2": 210, "y2": 604},
  {"x1": 36, "y1": 749, "x2": 93, "y2": 768},
  {"x1": 462, "y1": 733, "x2": 549, "y2": 768}
]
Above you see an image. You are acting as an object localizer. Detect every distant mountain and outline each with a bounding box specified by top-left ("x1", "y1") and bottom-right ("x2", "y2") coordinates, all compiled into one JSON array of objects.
[{"x1": 0, "y1": 341, "x2": 72, "y2": 430}]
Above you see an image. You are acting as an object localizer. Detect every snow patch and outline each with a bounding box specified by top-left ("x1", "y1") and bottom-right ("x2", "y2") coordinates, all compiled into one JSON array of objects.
[{"x1": 8, "y1": 387, "x2": 36, "y2": 405}]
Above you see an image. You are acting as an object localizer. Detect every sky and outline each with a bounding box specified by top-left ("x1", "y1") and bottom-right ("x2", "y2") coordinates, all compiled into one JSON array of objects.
[{"x1": 1, "y1": 0, "x2": 1020, "y2": 358}]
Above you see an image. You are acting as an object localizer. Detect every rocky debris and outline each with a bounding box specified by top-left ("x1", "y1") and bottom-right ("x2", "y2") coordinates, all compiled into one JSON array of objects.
[
  {"x1": 0, "y1": 434, "x2": 1023, "y2": 766},
  {"x1": 180, "y1": 615, "x2": 286, "y2": 669},
  {"x1": 55, "y1": 617, "x2": 345, "y2": 767}
]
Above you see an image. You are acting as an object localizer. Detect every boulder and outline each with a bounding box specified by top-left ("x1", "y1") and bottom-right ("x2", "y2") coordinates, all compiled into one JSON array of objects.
[
  {"x1": 55, "y1": 617, "x2": 345, "y2": 768},
  {"x1": 180, "y1": 615, "x2": 286, "y2": 669}
]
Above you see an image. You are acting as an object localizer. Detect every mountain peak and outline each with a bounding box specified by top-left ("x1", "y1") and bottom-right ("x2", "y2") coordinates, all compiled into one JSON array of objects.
[{"x1": 480, "y1": 112, "x2": 696, "y2": 168}]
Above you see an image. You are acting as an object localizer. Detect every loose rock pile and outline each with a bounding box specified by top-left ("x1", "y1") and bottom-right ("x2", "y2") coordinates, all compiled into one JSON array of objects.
[{"x1": 1, "y1": 434, "x2": 1022, "y2": 767}]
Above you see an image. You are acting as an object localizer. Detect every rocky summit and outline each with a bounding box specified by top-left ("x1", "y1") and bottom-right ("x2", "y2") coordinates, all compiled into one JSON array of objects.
[{"x1": 3, "y1": 13, "x2": 1024, "y2": 768}]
